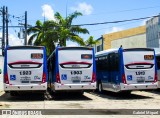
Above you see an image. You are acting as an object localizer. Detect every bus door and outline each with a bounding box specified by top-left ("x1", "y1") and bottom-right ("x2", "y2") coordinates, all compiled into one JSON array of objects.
[
  {"x1": 97, "y1": 55, "x2": 109, "y2": 88},
  {"x1": 108, "y1": 53, "x2": 119, "y2": 84}
]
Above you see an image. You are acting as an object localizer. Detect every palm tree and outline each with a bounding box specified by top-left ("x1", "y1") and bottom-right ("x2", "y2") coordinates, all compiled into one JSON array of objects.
[
  {"x1": 27, "y1": 20, "x2": 45, "y2": 45},
  {"x1": 85, "y1": 36, "x2": 99, "y2": 47},
  {"x1": 41, "y1": 21, "x2": 59, "y2": 55},
  {"x1": 54, "y1": 11, "x2": 89, "y2": 46},
  {"x1": 27, "y1": 11, "x2": 89, "y2": 55},
  {"x1": 27, "y1": 20, "x2": 57, "y2": 55}
]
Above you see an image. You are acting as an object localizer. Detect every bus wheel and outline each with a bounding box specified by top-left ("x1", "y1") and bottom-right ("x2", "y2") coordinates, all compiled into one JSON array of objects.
[{"x1": 98, "y1": 82, "x2": 103, "y2": 93}]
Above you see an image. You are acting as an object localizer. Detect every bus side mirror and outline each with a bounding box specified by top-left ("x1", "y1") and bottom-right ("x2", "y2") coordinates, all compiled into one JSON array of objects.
[{"x1": 0, "y1": 69, "x2": 1, "y2": 74}]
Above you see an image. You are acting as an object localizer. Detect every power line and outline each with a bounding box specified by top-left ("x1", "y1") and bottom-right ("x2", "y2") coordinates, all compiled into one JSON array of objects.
[
  {"x1": 14, "y1": 5, "x2": 160, "y2": 24},
  {"x1": 1, "y1": 14, "x2": 153, "y2": 28},
  {"x1": 83, "y1": 5, "x2": 160, "y2": 16},
  {"x1": 89, "y1": 20, "x2": 143, "y2": 32},
  {"x1": 73, "y1": 15, "x2": 159, "y2": 26}
]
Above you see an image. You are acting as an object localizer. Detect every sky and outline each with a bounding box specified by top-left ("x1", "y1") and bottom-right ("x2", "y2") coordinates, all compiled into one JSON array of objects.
[{"x1": 1, "y1": 0, "x2": 160, "y2": 49}]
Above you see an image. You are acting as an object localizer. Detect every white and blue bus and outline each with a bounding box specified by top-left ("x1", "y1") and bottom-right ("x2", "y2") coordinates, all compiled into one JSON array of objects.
[
  {"x1": 95, "y1": 48, "x2": 158, "y2": 93},
  {"x1": 47, "y1": 46, "x2": 96, "y2": 94},
  {"x1": 4, "y1": 46, "x2": 47, "y2": 96}
]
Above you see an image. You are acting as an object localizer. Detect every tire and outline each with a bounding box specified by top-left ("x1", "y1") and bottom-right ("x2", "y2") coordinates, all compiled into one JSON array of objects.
[{"x1": 98, "y1": 82, "x2": 103, "y2": 93}]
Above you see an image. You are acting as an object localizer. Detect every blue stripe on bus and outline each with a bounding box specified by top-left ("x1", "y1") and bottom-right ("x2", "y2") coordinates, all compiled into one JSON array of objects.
[
  {"x1": 154, "y1": 49, "x2": 158, "y2": 74},
  {"x1": 119, "y1": 47, "x2": 124, "y2": 83},
  {"x1": 4, "y1": 46, "x2": 8, "y2": 83},
  {"x1": 55, "y1": 47, "x2": 59, "y2": 83},
  {"x1": 92, "y1": 48, "x2": 96, "y2": 75},
  {"x1": 43, "y1": 46, "x2": 48, "y2": 82}
]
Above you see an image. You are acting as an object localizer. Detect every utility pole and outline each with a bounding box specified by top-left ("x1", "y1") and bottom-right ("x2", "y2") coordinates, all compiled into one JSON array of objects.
[
  {"x1": 6, "y1": 6, "x2": 9, "y2": 46},
  {"x1": 24, "y1": 11, "x2": 27, "y2": 45},
  {"x1": 2, "y1": 6, "x2": 5, "y2": 56}
]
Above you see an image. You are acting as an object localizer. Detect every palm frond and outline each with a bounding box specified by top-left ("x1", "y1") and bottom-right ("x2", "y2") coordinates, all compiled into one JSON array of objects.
[
  {"x1": 67, "y1": 11, "x2": 82, "y2": 26},
  {"x1": 37, "y1": 32, "x2": 44, "y2": 42},
  {"x1": 85, "y1": 36, "x2": 100, "y2": 46},
  {"x1": 70, "y1": 26, "x2": 89, "y2": 34},
  {"x1": 36, "y1": 20, "x2": 43, "y2": 27},
  {"x1": 54, "y1": 12, "x2": 65, "y2": 25},
  {"x1": 27, "y1": 27, "x2": 41, "y2": 35},
  {"x1": 28, "y1": 33, "x2": 38, "y2": 45},
  {"x1": 69, "y1": 35, "x2": 85, "y2": 46}
]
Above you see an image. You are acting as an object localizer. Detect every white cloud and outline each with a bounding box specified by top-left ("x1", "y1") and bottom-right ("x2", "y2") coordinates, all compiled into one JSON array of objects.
[
  {"x1": 9, "y1": 34, "x2": 23, "y2": 46},
  {"x1": 105, "y1": 27, "x2": 123, "y2": 34},
  {"x1": 70, "y1": 2, "x2": 93, "y2": 15},
  {"x1": 0, "y1": 32, "x2": 23, "y2": 47},
  {"x1": 140, "y1": 19, "x2": 147, "y2": 26},
  {"x1": 42, "y1": 4, "x2": 55, "y2": 20},
  {"x1": 66, "y1": 41, "x2": 78, "y2": 47}
]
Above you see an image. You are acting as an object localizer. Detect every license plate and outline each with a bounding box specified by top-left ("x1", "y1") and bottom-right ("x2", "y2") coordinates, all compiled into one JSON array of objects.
[
  {"x1": 21, "y1": 81, "x2": 29, "y2": 83},
  {"x1": 71, "y1": 76, "x2": 81, "y2": 83},
  {"x1": 30, "y1": 81, "x2": 41, "y2": 83},
  {"x1": 20, "y1": 77, "x2": 31, "y2": 81},
  {"x1": 137, "y1": 77, "x2": 145, "y2": 83},
  {"x1": 72, "y1": 64, "x2": 80, "y2": 68}
]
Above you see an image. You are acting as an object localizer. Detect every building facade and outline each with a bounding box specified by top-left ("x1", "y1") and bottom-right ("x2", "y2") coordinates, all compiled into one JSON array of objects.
[
  {"x1": 146, "y1": 16, "x2": 160, "y2": 48},
  {"x1": 103, "y1": 26, "x2": 146, "y2": 50},
  {"x1": 94, "y1": 36, "x2": 104, "y2": 53},
  {"x1": 95, "y1": 26, "x2": 146, "y2": 52}
]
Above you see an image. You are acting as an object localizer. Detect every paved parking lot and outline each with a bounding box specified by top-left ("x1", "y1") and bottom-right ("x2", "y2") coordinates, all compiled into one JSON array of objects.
[
  {"x1": 1, "y1": 89, "x2": 160, "y2": 117},
  {"x1": 0, "y1": 90, "x2": 160, "y2": 109},
  {"x1": 0, "y1": 55, "x2": 160, "y2": 117}
]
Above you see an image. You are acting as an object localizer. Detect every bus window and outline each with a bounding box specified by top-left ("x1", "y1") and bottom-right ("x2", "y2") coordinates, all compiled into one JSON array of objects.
[
  {"x1": 156, "y1": 56, "x2": 160, "y2": 70},
  {"x1": 108, "y1": 53, "x2": 119, "y2": 71},
  {"x1": 115, "y1": 53, "x2": 119, "y2": 71},
  {"x1": 97, "y1": 56, "x2": 108, "y2": 71},
  {"x1": 109, "y1": 53, "x2": 115, "y2": 71}
]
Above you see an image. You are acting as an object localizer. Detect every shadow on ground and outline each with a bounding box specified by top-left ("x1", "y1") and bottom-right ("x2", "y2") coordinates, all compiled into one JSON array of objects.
[
  {"x1": 0, "y1": 92, "x2": 45, "y2": 102},
  {"x1": 90, "y1": 90, "x2": 153, "y2": 100},
  {"x1": 146, "y1": 89, "x2": 160, "y2": 95},
  {"x1": 0, "y1": 91, "x2": 92, "y2": 102},
  {"x1": 45, "y1": 90, "x2": 92, "y2": 101}
]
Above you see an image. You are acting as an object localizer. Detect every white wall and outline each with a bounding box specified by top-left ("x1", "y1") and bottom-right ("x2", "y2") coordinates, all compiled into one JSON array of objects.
[
  {"x1": 111, "y1": 33, "x2": 146, "y2": 49},
  {"x1": 146, "y1": 17, "x2": 159, "y2": 48}
]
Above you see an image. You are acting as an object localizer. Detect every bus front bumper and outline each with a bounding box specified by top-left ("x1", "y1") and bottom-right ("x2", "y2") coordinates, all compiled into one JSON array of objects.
[
  {"x1": 120, "y1": 82, "x2": 158, "y2": 91},
  {"x1": 4, "y1": 83, "x2": 47, "y2": 91},
  {"x1": 54, "y1": 82, "x2": 96, "y2": 91}
]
